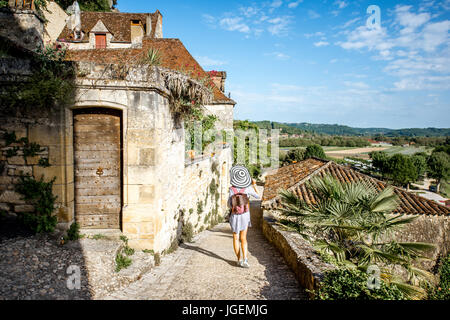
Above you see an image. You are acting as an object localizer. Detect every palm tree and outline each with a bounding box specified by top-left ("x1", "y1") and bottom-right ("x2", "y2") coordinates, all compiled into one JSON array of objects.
[{"x1": 278, "y1": 175, "x2": 436, "y2": 299}]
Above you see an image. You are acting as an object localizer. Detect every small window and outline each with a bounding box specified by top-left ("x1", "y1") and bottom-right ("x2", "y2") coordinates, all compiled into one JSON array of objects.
[
  {"x1": 131, "y1": 20, "x2": 141, "y2": 26},
  {"x1": 95, "y1": 34, "x2": 106, "y2": 49}
]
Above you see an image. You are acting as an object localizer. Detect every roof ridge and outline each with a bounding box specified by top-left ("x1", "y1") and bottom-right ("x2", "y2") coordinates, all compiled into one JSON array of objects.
[
  {"x1": 331, "y1": 161, "x2": 449, "y2": 212},
  {"x1": 263, "y1": 158, "x2": 330, "y2": 206}
]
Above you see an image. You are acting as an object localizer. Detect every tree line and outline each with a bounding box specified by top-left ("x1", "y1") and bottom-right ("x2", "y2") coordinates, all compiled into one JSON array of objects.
[{"x1": 369, "y1": 147, "x2": 449, "y2": 192}]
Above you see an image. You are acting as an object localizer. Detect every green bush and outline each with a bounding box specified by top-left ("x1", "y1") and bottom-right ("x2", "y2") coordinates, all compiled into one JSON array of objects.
[
  {"x1": 181, "y1": 222, "x2": 194, "y2": 243},
  {"x1": 115, "y1": 253, "x2": 132, "y2": 272},
  {"x1": 314, "y1": 268, "x2": 406, "y2": 300},
  {"x1": 15, "y1": 175, "x2": 57, "y2": 233},
  {"x1": 428, "y1": 254, "x2": 450, "y2": 300},
  {"x1": 64, "y1": 222, "x2": 81, "y2": 241},
  {"x1": 154, "y1": 253, "x2": 161, "y2": 266}
]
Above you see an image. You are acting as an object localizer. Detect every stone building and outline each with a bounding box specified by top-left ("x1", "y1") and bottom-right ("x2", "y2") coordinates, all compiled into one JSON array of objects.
[{"x1": 0, "y1": 1, "x2": 236, "y2": 252}]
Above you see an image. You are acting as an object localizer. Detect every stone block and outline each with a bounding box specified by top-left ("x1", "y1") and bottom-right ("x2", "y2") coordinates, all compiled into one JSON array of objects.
[
  {"x1": 28, "y1": 125, "x2": 61, "y2": 145},
  {"x1": 14, "y1": 204, "x2": 35, "y2": 213},
  {"x1": 57, "y1": 206, "x2": 71, "y2": 222},
  {"x1": 0, "y1": 190, "x2": 25, "y2": 204},
  {"x1": 122, "y1": 205, "x2": 154, "y2": 223},
  {"x1": 123, "y1": 222, "x2": 139, "y2": 235},
  {"x1": 51, "y1": 184, "x2": 65, "y2": 204},
  {"x1": 47, "y1": 145, "x2": 64, "y2": 166},
  {"x1": 14, "y1": 166, "x2": 32, "y2": 176},
  {"x1": 0, "y1": 203, "x2": 10, "y2": 211},
  {"x1": 127, "y1": 239, "x2": 154, "y2": 250},
  {"x1": 127, "y1": 167, "x2": 154, "y2": 184},
  {"x1": 7, "y1": 156, "x2": 25, "y2": 165},
  {"x1": 139, "y1": 185, "x2": 155, "y2": 204},
  {"x1": 139, "y1": 221, "x2": 154, "y2": 234},
  {"x1": 139, "y1": 148, "x2": 155, "y2": 166},
  {"x1": 33, "y1": 165, "x2": 64, "y2": 184},
  {"x1": 0, "y1": 176, "x2": 13, "y2": 184}
]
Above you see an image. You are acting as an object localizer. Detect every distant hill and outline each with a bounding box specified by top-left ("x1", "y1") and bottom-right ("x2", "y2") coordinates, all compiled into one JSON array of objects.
[{"x1": 249, "y1": 121, "x2": 450, "y2": 137}]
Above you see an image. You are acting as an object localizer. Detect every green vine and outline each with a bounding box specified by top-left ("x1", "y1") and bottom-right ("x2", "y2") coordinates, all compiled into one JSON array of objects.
[
  {"x1": 15, "y1": 175, "x2": 58, "y2": 233},
  {"x1": 2, "y1": 131, "x2": 47, "y2": 164},
  {"x1": 0, "y1": 42, "x2": 76, "y2": 113}
]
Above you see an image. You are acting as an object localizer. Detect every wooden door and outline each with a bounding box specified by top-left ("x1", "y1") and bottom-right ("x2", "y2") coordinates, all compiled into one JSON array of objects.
[
  {"x1": 74, "y1": 109, "x2": 122, "y2": 229},
  {"x1": 95, "y1": 34, "x2": 106, "y2": 49}
]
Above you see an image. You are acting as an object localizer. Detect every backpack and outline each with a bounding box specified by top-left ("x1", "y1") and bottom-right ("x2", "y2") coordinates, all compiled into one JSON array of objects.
[{"x1": 231, "y1": 187, "x2": 249, "y2": 214}]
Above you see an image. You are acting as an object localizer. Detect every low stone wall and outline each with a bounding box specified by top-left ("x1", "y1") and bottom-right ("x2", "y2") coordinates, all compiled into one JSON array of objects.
[
  {"x1": 387, "y1": 214, "x2": 450, "y2": 271},
  {"x1": 261, "y1": 210, "x2": 335, "y2": 295}
]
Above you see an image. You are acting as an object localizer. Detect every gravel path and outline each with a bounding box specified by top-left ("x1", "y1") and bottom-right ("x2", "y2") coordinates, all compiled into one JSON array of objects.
[
  {"x1": 1, "y1": 197, "x2": 307, "y2": 300},
  {"x1": 0, "y1": 234, "x2": 93, "y2": 300},
  {"x1": 103, "y1": 214, "x2": 307, "y2": 300}
]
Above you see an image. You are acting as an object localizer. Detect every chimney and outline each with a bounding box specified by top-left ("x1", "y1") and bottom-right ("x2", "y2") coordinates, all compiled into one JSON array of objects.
[
  {"x1": 208, "y1": 71, "x2": 227, "y2": 93},
  {"x1": 154, "y1": 10, "x2": 163, "y2": 38},
  {"x1": 146, "y1": 14, "x2": 152, "y2": 36}
]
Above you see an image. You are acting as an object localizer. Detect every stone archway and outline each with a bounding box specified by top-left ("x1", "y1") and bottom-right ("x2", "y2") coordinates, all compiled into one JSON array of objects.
[{"x1": 73, "y1": 107, "x2": 123, "y2": 229}]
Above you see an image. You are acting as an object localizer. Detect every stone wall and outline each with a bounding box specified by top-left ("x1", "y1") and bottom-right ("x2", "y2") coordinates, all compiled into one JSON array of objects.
[
  {"x1": 204, "y1": 104, "x2": 234, "y2": 132},
  {"x1": 387, "y1": 214, "x2": 450, "y2": 271},
  {"x1": 0, "y1": 99, "x2": 71, "y2": 225},
  {"x1": 0, "y1": 8, "x2": 44, "y2": 52},
  {"x1": 261, "y1": 210, "x2": 335, "y2": 295},
  {"x1": 1, "y1": 57, "x2": 234, "y2": 253}
]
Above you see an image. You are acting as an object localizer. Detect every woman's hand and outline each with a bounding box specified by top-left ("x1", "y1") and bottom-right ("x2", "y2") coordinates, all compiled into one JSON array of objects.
[{"x1": 252, "y1": 179, "x2": 256, "y2": 185}]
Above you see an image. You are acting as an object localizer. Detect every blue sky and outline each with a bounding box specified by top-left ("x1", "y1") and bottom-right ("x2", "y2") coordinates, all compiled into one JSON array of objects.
[{"x1": 117, "y1": 0, "x2": 450, "y2": 129}]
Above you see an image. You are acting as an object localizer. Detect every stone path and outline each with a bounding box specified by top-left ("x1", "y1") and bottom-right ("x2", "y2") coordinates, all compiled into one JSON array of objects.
[{"x1": 103, "y1": 204, "x2": 307, "y2": 300}]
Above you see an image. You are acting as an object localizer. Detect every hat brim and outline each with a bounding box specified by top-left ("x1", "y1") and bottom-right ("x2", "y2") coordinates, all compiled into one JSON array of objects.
[{"x1": 230, "y1": 165, "x2": 252, "y2": 189}]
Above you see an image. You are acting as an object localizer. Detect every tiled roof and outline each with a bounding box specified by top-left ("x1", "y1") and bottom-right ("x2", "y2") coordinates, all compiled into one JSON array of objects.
[
  {"x1": 262, "y1": 158, "x2": 450, "y2": 216},
  {"x1": 64, "y1": 38, "x2": 235, "y2": 104},
  {"x1": 58, "y1": 11, "x2": 159, "y2": 42}
]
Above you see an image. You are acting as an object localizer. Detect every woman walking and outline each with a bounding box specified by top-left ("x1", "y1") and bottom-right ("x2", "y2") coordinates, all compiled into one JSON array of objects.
[{"x1": 228, "y1": 165, "x2": 260, "y2": 268}]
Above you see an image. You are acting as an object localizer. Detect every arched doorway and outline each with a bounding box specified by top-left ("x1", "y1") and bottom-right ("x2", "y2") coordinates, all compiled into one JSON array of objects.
[{"x1": 73, "y1": 108, "x2": 123, "y2": 229}]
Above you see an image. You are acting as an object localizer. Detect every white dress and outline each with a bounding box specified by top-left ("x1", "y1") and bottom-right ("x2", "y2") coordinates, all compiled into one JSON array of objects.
[{"x1": 227, "y1": 186, "x2": 261, "y2": 233}]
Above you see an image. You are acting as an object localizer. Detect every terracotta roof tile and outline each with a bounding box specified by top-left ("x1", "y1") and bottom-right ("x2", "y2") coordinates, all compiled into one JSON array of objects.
[
  {"x1": 262, "y1": 158, "x2": 450, "y2": 216},
  {"x1": 58, "y1": 12, "x2": 159, "y2": 43},
  {"x1": 64, "y1": 38, "x2": 235, "y2": 104}
]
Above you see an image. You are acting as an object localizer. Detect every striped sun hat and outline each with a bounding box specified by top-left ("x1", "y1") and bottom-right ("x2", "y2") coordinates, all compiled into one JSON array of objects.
[{"x1": 230, "y1": 165, "x2": 252, "y2": 189}]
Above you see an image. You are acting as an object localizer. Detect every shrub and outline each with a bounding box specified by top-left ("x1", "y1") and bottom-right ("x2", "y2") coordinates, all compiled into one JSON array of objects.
[
  {"x1": 115, "y1": 253, "x2": 132, "y2": 272},
  {"x1": 304, "y1": 144, "x2": 325, "y2": 159},
  {"x1": 64, "y1": 222, "x2": 81, "y2": 241},
  {"x1": 181, "y1": 222, "x2": 194, "y2": 243},
  {"x1": 428, "y1": 254, "x2": 450, "y2": 300},
  {"x1": 15, "y1": 175, "x2": 57, "y2": 233},
  {"x1": 154, "y1": 253, "x2": 161, "y2": 266},
  {"x1": 314, "y1": 268, "x2": 405, "y2": 300}
]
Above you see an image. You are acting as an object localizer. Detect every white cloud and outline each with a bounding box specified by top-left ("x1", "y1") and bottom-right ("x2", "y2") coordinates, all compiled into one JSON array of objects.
[
  {"x1": 334, "y1": 1, "x2": 348, "y2": 9},
  {"x1": 219, "y1": 17, "x2": 250, "y2": 33},
  {"x1": 288, "y1": 0, "x2": 302, "y2": 8},
  {"x1": 204, "y1": 2, "x2": 294, "y2": 37},
  {"x1": 344, "y1": 81, "x2": 370, "y2": 89},
  {"x1": 335, "y1": 4, "x2": 450, "y2": 92},
  {"x1": 304, "y1": 31, "x2": 325, "y2": 38},
  {"x1": 267, "y1": 16, "x2": 292, "y2": 36},
  {"x1": 195, "y1": 56, "x2": 227, "y2": 67},
  {"x1": 314, "y1": 41, "x2": 330, "y2": 47},
  {"x1": 270, "y1": 0, "x2": 283, "y2": 8},
  {"x1": 265, "y1": 52, "x2": 290, "y2": 60},
  {"x1": 308, "y1": 10, "x2": 320, "y2": 19}
]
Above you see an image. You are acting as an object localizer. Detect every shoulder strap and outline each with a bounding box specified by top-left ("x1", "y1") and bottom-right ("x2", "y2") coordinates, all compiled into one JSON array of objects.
[
  {"x1": 231, "y1": 186, "x2": 238, "y2": 195},
  {"x1": 239, "y1": 188, "x2": 246, "y2": 194}
]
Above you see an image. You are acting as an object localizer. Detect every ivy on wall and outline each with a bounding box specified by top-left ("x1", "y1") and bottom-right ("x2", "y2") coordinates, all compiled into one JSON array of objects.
[{"x1": 0, "y1": 42, "x2": 76, "y2": 113}]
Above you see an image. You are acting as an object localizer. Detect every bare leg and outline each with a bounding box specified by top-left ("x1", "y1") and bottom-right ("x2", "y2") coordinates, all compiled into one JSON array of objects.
[
  {"x1": 232, "y1": 232, "x2": 240, "y2": 261},
  {"x1": 239, "y1": 228, "x2": 248, "y2": 260}
]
